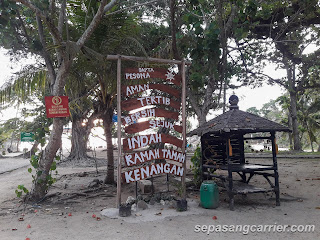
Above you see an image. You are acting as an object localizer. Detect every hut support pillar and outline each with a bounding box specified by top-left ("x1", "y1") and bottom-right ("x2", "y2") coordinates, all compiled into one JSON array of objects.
[
  {"x1": 226, "y1": 137, "x2": 234, "y2": 211},
  {"x1": 271, "y1": 131, "x2": 280, "y2": 206}
]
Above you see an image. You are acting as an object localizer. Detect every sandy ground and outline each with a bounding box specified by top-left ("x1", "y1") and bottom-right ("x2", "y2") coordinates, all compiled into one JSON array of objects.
[{"x1": 0, "y1": 150, "x2": 319, "y2": 240}]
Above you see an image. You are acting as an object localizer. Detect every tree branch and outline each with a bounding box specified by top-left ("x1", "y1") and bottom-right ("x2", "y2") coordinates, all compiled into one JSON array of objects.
[
  {"x1": 36, "y1": 16, "x2": 56, "y2": 89},
  {"x1": 12, "y1": 0, "x2": 63, "y2": 44},
  {"x1": 105, "y1": 0, "x2": 159, "y2": 16},
  {"x1": 58, "y1": 0, "x2": 66, "y2": 35},
  {"x1": 76, "y1": 0, "x2": 116, "y2": 48}
]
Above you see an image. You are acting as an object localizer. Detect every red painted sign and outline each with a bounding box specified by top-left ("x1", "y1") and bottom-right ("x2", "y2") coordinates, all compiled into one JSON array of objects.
[
  {"x1": 122, "y1": 162, "x2": 184, "y2": 183},
  {"x1": 124, "y1": 148, "x2": 186, "y2": 167},
  {"x1": 123, "y1": 133, "x2": 183, "y2": 152},
  {"x1": 122, "y1": 108, "x2": 179, "y2": 125},
  {"x1": 125, "y1": 120, "x2": 182, "y2": 134},
  {"x1": 124, "y1": 68, "x2": 181, "y2": 86},
  {"x1": 122, "y1": 96, "x2": 181, "y2": 111},
  {"x1": 122, "y1": 83, "x2": 181, "y2": 98},
  {"x1": 120, "y1": 67, "x2": 185, "y2": 184},
  {"x1": 45, "y1": 96, "x2": 70, "y2": 118}
]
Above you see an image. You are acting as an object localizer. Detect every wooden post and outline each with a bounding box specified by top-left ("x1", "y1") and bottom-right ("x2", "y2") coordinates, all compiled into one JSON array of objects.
[
  {"x1": 271, "y1": 131, "x2": 280, "y2": 206},
  {"x1": 116, "y1": 56, "x2": 122, "y2": 208},
  {"x1": 226, "y1": 137, "x2": 234, "y2": 211},
  {"x1": 181, "y1": 61, "x2": 187, "y2": 200}
]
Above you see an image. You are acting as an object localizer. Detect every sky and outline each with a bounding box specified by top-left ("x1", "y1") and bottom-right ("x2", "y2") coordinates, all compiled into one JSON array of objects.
[{"x1": 0, "y1": 48, "x2": 14, "y2": 87}]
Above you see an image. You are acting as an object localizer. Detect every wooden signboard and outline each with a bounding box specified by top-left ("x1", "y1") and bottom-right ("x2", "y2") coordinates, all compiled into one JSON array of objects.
[
  {"x1": 45, "y1": 96, "x2": 70, "y2": 118},
  {"x1": 125, "y1": 68, "x2": 181, "y2": 86},
  {"x1": 125, "y1": 120, "x2": 182, "y2": 134},
  {"x1": 124, "y1": 148, "x2": 185, "y2": 167},
  {"x1": 122, "y1": 83, "x2": 181, "y2": 99},
  {"x1": 123, "y1": 133, "x2": 183, "y2": 152},
  {"x1": 122, "y1": 162, "x2": 184, "y2": 183},
  {"x1": 122, "y1": 108, "x2": 179, "y2": 125},
  {"x1": 122, "y1": 96, "x2": 181, "y2": 111},
  {"x1": 108, "y1": 55, "x2": 188, "y2": 208}
]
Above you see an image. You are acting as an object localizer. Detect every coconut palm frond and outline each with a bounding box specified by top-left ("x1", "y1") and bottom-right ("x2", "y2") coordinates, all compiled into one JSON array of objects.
[{"x1": 0, "y1": 65, "x2": 48, "y2": 105}]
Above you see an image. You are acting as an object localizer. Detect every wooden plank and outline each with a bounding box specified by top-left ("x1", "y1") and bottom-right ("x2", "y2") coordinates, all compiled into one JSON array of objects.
[
  {"x1": 124, "y1": 148, "x2": 186, "y2": 167},
  {"x1": 123, "y1": 133, "x2": 183, "y2": 151},
  {"x1": 122, "y1": 96, "x2": 181, "y2": 111},
  {"x1": 122, "y1": 83, "x2": 181, "y2": 99},
  {"x1": 125, "y1": 120, "x2": 182, "y2": 134},
  {"x1": 122, "y1": 162, "x2": 184, "y2": 183},
  {"x1": 122, "y1": 108, "x2": 179, "y2": 125},
  {"x1": 124, "y1": 68, "x2": 181, "y2": 86}
]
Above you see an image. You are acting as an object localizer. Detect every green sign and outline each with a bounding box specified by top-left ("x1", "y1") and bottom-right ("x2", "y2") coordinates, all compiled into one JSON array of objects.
[{"x1": 20, "y1": 132, "x2": 35, "y2": 142}]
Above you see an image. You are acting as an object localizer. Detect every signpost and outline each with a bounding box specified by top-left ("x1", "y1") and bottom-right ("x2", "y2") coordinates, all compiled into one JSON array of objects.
[{"x1": 106, "y1": 54, "x2": 190, "y2": 209}]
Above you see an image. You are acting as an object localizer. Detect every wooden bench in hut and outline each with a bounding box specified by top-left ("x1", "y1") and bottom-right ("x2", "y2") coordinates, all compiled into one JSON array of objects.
[{"x1": 188, "y1": 95, "x2": 291, "y2": 210}]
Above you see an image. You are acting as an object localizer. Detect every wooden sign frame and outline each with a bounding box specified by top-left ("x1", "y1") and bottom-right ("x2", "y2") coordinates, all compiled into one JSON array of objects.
[{"x1": 106, "y1": 54, "x2": 190, "y2": 208}]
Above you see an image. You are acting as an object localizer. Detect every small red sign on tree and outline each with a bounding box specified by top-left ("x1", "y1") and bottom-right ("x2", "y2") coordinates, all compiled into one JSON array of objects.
[{"x1": 45, "y1": 96, "x2": 70, "y2": 118}]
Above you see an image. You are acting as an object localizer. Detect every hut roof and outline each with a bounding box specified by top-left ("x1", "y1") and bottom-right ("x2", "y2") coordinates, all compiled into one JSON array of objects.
[{"x1": 189, "y1": 103, "x2": 291, "y2": 137}]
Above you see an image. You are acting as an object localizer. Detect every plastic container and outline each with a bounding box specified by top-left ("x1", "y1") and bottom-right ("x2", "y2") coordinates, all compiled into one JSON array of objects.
[{"x1": 200, "y1": 180, "x2": 219, "y2": 209}]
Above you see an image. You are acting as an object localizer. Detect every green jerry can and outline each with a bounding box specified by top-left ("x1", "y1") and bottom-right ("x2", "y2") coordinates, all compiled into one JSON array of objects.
[{"x1": 200, "y1": 180, "x2": 219, "y2": 209}]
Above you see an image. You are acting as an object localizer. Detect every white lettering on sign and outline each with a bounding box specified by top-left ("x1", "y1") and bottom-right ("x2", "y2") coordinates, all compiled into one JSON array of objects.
[
  {"x1": 161, "y1": 149, "x2": 185, "y2": 163},
  {"x1": 124, "y1": 163, "x2": 184, "y2": 183},
  {"x1": 124, "y1": 149, "x2": 185, "y2": 167},
  {"x1": 126, "y1": 84, "x2": 149, "y2": 96},
  {"x1": 125, "y1": 149, "x2": 160, "y2": 166},
  {"x1": 125, "y1": 72, "x2": 151, "y2": 80},
  {"x1": 124, "y1": 108, "x2": 155, "y2": 125},
  {"x1": 138, "y1": 68, "x2": 154, "y2": 72},
  {"x1": 149, "y1": 119, "x2": 174, "y2": 129},
  {"x1": 137, "y1": 96, "x2": 170, "y2": 107},
  {"x1": 127, "y1": 133, "x2": 162, "y2": 150}
]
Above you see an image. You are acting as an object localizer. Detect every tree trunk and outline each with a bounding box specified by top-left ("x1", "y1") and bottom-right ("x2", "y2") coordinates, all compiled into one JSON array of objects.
[
  {"x1": 69, "y1": 117, "x2": 88, "y2": 160},
  {"x1": 30, "y1": 118, "x2": 64, "y2": 201},
  {"x1": 287, "y1": 111, "x2": 293, "y2": 150},
  {"x1": 198, "y1": 114, "x2": 207, "y2": 128},
  {"x1": 25, "y1": 141, "x2": 39, "y2": 158},
  {"x1": 102, "y1": 113, "x2": 115, "y2": 184},
  {"x1": 286, "y1": 63, "x2": 302, "y2": 151},
  {"x1": 310, "y1": 142, "x2": 314, "y2": 152},
  {"x1": 289, "y1": 91, "x2": 302, "y2": 151},
  {"x1": 29, "y1": 59, "x2": 71, "y2": 201},
  {"x1": 16, "y1": 138, "x2": 20, "y2": 152}
]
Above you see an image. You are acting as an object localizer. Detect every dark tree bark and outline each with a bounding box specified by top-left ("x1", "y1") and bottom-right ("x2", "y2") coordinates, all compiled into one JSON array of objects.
[
  {"x1": 31, "y1": 117, "x2": 65, "y2": 200},
  {"x1": 69, "y1": 117, "x2": 88, "y2": 160},
  {"x1": 287, "y1": 112, "x2": 293, "y2": 150},
  {"x1": 25, "y1": 141, "x2": 39, "y2": 158},
  {"x1": 286, "y1": 63, "x2": 302, "y2": 151},
  {"x1": 102, "y1": 110, "x2": 115, "y2": 184}
]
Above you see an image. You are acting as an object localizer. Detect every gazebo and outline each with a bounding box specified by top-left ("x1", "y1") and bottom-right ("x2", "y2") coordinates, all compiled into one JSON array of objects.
[{"x1": 189, "y1": 95, "x2": 291, "y2": 210}]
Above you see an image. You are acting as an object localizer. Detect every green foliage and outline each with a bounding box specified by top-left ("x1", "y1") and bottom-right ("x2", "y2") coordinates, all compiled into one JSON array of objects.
[
  {"x1": 15, "y1": 126, "x2": 58, "y2": 198},
  {"x1": 190, "y1": 146, "x2": 202, "y2": 187},
  {"x1": 15, "y1": 185, "x2": 29, "y2": 198}
]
